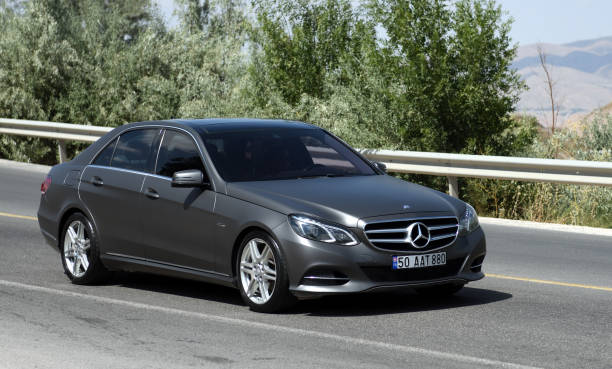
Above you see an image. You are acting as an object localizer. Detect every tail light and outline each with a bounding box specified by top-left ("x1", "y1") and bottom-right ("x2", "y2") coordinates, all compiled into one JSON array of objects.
[{"x1": 41, "y1": 175, "x2": 52, "y2": 194}]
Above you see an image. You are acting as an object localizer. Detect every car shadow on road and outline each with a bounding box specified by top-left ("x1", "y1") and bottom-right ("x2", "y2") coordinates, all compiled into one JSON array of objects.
[
  {"x1": 107, "y1": 272, "x2": 245, "y2": 306},
  {"x1": 106, "y1": 272, "x2": 511, "y2": 317},
  {"x1": 294, "y1": 287, "x2": 513, "y2": 317}
]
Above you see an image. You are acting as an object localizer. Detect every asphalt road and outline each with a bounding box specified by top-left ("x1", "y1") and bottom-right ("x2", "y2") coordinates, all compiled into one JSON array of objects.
[{"x1": 1, "y1": 161, "x2": 611, "y2": 369}]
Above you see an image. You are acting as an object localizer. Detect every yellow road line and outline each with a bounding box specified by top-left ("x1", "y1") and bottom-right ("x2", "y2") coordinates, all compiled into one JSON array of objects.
[
  {"x1": 0, "y1": 211, "x2": 37, "y2": 221},
  {"x1": 487, "y1": 273, "x2": 612, "y2": 292}
]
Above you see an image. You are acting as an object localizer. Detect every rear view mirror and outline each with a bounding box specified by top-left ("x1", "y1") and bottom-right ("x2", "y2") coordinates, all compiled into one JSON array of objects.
[
  {"x1": 171, "y1": 170, "x2": 208, "y2": 188},
  {"x1": 373, "y1": 161, "x2": 387, "y2": 173}
]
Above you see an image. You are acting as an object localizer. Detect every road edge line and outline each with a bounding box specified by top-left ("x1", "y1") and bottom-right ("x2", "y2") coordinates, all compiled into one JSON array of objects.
[
  {"x1": 0, "y1": 279, "x2": 541, "y2": 369},
  {"x1": 479, "y1": 217, "x2": 612, "y2": 237}
]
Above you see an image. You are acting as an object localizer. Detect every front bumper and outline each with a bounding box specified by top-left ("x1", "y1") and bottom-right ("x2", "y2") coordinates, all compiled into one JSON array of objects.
[{"x1": 273, "y1": 221, "x2": 486, "y2": 298}]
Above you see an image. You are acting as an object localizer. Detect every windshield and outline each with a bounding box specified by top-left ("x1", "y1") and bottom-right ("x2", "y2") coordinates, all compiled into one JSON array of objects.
[{"x1": 198, "y1": 126, "x2": 376, "y2": 182}]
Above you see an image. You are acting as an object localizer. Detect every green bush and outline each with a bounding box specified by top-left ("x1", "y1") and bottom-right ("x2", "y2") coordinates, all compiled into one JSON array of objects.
[
  {"x1": 1, "y1": 0, "x2": 609, "y2": 227},
  {"x1": 464, "y1": 115, "x2": 612, "y2": 228}
]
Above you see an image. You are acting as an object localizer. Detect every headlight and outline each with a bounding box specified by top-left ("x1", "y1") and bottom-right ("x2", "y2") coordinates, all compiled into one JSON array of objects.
[
  {"x1": 289, "y1": 215, "x2": 359, "y2": 246},
  {"x1": 458, "y1": 204, "x2": 479, "y2": 235}
]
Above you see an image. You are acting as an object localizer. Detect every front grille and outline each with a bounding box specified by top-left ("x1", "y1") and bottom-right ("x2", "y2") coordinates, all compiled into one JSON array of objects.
[
  {"x1": 363, "y1": 216, "x2": 459, "y2": 252},
  {"x1": 361, "y1": 258, "x2": 464, "y2": 282}
]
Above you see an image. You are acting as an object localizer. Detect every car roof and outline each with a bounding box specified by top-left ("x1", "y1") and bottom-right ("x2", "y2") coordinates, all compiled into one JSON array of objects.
[{"x1": 167, "y1": 118, "x2": 317, "y2": 132}]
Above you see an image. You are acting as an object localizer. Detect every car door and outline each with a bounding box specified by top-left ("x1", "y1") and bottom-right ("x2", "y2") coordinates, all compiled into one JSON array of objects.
[
  {"x1": 79, "y1": 128, "x2": 160, "y2": 258},
  {"x1": 140, "y1": 128, "x2": 218, "y2": 272}
]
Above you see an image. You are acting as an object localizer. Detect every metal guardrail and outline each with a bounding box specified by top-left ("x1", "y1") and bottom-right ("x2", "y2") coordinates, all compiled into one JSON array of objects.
[
  {"x1": 358, "y1": 149, "x2": 612, "y2": 196},
  {"x1": 0, "y1": 119, "x2": 111, "y2": 163},
  {"x1": 2, "y1": 118, "x2": 611, "y2": 197}
]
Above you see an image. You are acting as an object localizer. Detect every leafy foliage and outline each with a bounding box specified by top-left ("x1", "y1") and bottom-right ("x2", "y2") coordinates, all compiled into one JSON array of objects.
[
  {"x1": 0, "y1": 0, "x2": 608, "y2": 226},
  {"x1": 465, "y1": 115, "x2": 612, "y2": 228},
  {"x1": 367, "y1": 0, "x2": 523, "y2": 154}
]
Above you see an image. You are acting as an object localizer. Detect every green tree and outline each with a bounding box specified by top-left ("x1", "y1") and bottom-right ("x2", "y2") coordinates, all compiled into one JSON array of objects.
[
  {"x1": 369, "y1": 0, "x2": 524, "y2": 154},
  {"x1": 176, "y1": 0, "x2": 210, "y2": 34},
  {"x1": 250, "y1": 0, "x2": 371, "y2": 106},
  {"x1": 0, "y1": 0, "x2": 166, "y2": 162}
]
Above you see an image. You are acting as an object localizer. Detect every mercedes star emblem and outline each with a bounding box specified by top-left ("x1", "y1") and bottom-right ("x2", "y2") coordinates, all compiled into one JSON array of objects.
[{"x1": 406, "y1": 222, "x2": 430, "y2": 248}]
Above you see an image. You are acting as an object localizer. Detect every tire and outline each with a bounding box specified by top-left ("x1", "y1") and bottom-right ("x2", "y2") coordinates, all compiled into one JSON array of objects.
[
  {"x1": 60, "y1": 213, "x2": 109, "y2": 284},
  {"x1": 415, "y1": 283, "x2": 464, "y2": 297},
  {"x1": 236, "y1": 231, "x2": 296, "y2": 313}
]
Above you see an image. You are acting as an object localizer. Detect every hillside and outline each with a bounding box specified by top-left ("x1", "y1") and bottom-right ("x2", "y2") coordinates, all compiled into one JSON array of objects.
[{"x1": 514, "y1": 36, "x2": 612, "y2": 126}]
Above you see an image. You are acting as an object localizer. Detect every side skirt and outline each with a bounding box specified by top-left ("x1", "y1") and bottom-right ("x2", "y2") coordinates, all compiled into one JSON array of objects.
[{"x1": 101, "y1": 253, "x2": 236, "y2": 288}]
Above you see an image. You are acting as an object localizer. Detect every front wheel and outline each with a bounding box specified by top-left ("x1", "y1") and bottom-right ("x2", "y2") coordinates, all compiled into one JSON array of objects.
[
  {"x1": 60, "y1": 213, "x2": 109, "y2": 284},
  {"x1": 236, "y1": 231, "x2": 295, "y2": 313}
]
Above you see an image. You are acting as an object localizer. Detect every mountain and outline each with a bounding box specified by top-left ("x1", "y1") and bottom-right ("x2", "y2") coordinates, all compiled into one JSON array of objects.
[{"x1": 513, "y1": 36, "x2": 612, "y2": 127}]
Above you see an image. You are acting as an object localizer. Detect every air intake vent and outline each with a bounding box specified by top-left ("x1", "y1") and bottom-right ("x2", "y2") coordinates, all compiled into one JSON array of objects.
[
  {"x1": 301, "y1": 269, "x2": 349, "y2": 286},
  {"x1": 470, "y1": 255, "x2": 485, "y2": 273},
  {"x1": 363, "y1": 216, "x2": 459, "y2": 252}
]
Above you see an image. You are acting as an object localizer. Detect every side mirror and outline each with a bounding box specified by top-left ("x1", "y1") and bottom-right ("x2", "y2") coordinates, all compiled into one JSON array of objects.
[
  {"x1": 373, "y1": 161, "x2": 387, "y2": 173},
  {"x1": 171, "y1": 169, "x2": 209, "y2": 188}
]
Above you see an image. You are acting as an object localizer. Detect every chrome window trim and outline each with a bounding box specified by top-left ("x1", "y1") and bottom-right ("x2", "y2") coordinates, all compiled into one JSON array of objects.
[
  {"x1": 86, "y1": 124, "x2": 216, "y2": 191},
  {"x1": 87, "y1": 164, "x2": 173, "y2": 181},
  {"x1": 359, "y1": 215, "x2": 459, "y2": 254},
  {"x1": 88, "y1": 125, "x2": 201, "y2": 167}
]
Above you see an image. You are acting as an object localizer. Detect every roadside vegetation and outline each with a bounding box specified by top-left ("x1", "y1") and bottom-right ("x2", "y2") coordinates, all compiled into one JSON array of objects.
[
  {"x1": 464, "y1": 115, "x2": 612, "y2": 228},
  {"x1": 0, "y1": 0, "x2": 609, "y2": 227}
]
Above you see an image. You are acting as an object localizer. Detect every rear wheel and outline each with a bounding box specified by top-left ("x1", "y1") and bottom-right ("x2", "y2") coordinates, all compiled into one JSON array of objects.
[
  {"x1": 415, "y1": 283, "x2": 464, "y2": 297},
  {"x1": 236, "y1": 231, "x2": 295, "y2": 313},
  {"x1": 60, "y1": 213, "x2": 109, "y2": 284}
]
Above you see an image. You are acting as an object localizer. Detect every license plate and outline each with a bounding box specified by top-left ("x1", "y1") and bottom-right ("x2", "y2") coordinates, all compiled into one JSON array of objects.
[{"x1": 392, "y1": 252, "x2": 446, "y2": 270}]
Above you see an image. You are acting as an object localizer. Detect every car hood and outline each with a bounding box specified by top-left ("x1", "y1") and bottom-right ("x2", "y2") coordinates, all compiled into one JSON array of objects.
[{"x1": 226, "y1": 175, "x2": 461, "y2": 228}]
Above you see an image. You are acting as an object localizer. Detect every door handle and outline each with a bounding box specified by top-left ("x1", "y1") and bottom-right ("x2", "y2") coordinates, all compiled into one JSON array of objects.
[
  {"x1": 144, "y1": 188, "x2": 160, "y2": 200},
  {"x1": 92, "y1": 176, "x2": 104, "y2": 186}
]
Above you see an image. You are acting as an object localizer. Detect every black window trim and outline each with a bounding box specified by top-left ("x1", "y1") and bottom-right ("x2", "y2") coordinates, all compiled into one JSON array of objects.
[{"x1": 148, "y1": 128, "x2": 164, "y2": 174}]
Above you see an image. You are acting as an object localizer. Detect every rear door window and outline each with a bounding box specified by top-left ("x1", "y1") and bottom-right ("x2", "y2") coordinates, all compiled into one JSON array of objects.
[
  {"x1": 155, "y1": 130, "x2": 206, "y2": 178},
  {"x1": 110, "y1": 129, "x2": 157, "y2": 172},
  {"x1": 92, "y1": 138, "x2": 117, "y2": 166}
]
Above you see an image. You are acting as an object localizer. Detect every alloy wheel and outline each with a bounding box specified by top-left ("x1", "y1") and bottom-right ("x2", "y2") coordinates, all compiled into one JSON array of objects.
[
  {"x1": 63, "y1": 220, "x2": 91, "y2": 278},
  {"x1": 239, "y1": 238, "x2": 277, "y2": 304}
]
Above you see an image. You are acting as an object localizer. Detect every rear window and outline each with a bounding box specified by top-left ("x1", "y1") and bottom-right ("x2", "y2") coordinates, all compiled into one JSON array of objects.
[
  {"x1": 199, "y1": 127, "x2": 375, "y2": 182},
  {"x1": 110, "y1": 129, "x2": 157, "y2": 172}
]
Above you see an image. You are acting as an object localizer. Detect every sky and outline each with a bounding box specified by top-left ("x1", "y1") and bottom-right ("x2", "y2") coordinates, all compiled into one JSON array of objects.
[
  {"x1": 498, "y1": 0, "x2": 612, "y2": 45},
  {"x1": 154, "y1": 0, "x2": 612, "y2": 46}
]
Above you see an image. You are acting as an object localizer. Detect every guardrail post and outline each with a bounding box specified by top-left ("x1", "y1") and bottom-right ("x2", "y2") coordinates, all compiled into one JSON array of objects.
[
  {"x1": 447, "y1": 176, "x2": 459, "y2": 198},
  {"x1": 57, "y1": 140, "x2": 67, "y2": 163}
]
